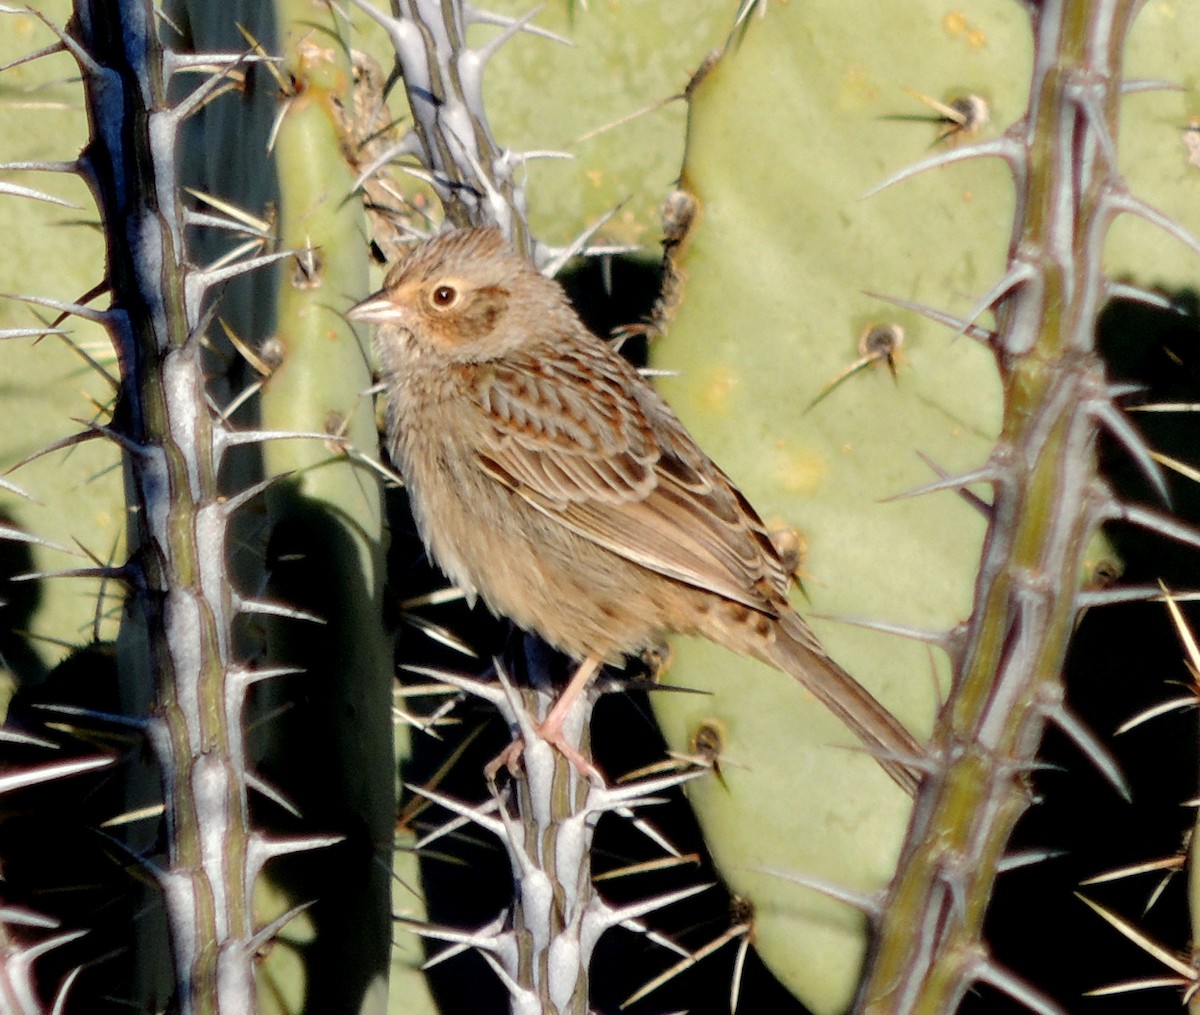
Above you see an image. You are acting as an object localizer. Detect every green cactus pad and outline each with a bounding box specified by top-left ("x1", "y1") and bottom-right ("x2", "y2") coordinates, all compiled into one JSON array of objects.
[
  {"x1": 478, "y1": 0, "x2": 733, "y2": 247},
  {"x1": 649, "y1": 2, "x2": 1027, "y2": 1009}
]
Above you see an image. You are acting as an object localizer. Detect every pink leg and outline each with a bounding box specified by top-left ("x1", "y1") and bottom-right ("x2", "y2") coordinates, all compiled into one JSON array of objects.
[
  {"x1": 535, "y1": 655, "x2": 602, "y2": 777},
  {"x1": 485, "y1": 656, "x2": 603, "y2": 781}
]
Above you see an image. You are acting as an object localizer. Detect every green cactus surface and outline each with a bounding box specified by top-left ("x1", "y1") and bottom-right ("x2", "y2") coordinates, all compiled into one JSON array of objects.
[{"x1": 646, "y1": 3, "x2": 1026, "y2": 1008}]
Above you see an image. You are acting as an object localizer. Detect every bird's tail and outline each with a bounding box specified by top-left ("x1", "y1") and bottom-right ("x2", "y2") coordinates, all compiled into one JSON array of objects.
[{"x1": 766, "y1": 612, "x2": 924, "y2": 795}]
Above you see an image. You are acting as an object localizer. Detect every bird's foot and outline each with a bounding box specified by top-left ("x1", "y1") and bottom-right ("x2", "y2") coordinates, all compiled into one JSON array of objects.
[{"x1": 484, "y1": 723, "x2": 601, "y2": 783}]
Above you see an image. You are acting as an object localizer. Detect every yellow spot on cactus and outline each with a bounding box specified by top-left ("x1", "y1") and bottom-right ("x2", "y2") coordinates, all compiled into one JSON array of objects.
[
  {"x1": 943, "y1": 11, "x2": 967, "y2": 35},
  {"x1": 698, "y1": 366, "x2": 739, "y2": 413},
  {"x1": 586, "y1": 170, "x2": 604, "y2": 188},
  {"x1": 943, "y1": 10, "x2": 985, "y2": 49},
  {"x1": 773, "y1": 447, "x2": 827, "y2": 494}
]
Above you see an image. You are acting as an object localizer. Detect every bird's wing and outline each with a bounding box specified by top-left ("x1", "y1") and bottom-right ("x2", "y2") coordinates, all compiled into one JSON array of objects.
[{"x1": 471, "y1": 340, "x2": 791, "y2": 615}]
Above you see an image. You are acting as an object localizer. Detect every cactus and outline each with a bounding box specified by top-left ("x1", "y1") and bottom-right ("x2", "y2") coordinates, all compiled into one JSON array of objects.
[{"x1": 1, "y1": 1, "x2": 1199, "y2": 1014}]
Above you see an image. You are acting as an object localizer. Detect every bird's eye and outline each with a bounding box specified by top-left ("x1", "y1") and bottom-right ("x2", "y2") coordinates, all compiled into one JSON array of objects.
[{"x1": 430, "y1": 284, "x2": 459, "y2": 309}]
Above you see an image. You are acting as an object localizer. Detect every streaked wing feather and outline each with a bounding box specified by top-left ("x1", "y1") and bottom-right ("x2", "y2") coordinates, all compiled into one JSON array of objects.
[{"x1": 473, "y1": 339, "x2": 790, "y2": 614}]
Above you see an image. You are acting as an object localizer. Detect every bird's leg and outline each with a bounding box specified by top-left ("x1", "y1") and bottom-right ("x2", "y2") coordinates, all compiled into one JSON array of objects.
[
  {"x1": 484, "y1": 654, "x2": 603, "y2": 782},
  {"x1": 535, "y1": 654, "x2": 602, "y2": 778}
]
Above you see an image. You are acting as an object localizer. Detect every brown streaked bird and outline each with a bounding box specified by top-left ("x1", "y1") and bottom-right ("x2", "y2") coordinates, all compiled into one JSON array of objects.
[{"x1": 349, "y1": 227, "x2": 922, "y2": 793}]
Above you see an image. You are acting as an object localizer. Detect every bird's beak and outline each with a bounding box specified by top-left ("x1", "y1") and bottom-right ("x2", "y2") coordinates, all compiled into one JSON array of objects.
[{"x1": 347, "y1": 291, "x2": 407, "y2": 325}]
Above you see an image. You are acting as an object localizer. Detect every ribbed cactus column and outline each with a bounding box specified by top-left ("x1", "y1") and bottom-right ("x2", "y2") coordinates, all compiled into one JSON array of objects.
[
  {"x1": 68, "y1": 2, "x2": 260, "y2": 1010},
  {"x1": 64, "y1": 2, "x2": 344, "y2": 1011},
  {"x1": 861, "y1": 2, "x2": 1190, "y2": 1010}
]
